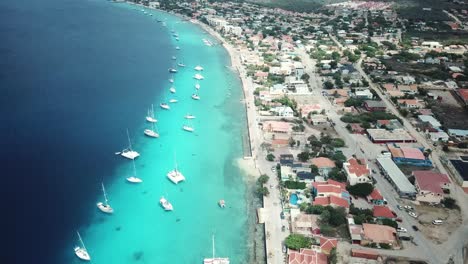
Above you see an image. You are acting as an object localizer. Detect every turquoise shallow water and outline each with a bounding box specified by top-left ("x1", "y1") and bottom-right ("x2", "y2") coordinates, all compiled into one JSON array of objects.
[{"x1": 65, "y1": 4, "x2": 249, "y2": 263}]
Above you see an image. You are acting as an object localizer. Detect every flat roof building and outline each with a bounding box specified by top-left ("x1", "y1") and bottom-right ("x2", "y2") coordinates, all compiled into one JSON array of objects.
[
  {"x1": 367, "y1": 129, "x2": 415, "y2": 143},
  {"x1": 377, "y1": 157, "x2": 416, "y2": 198}
]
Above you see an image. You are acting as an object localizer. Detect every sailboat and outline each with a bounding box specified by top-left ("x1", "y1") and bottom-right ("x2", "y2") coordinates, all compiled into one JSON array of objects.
[
  {"x1": 182, "y1": 119, "x2": 195, "y2": 132},
  {"x1": 146, "y1": 104, "x2": 157, "y2": 123},
  {"x1": 169, "y1": 98, "x2": 178, "y2": 103},
  {"x1": 169, "y1": 74, "x2": 174, "y2": 83},
  {"x1": 74, "y1": 231, "x2": 91, "y2": 261},
  {"x1": 203, "y1": 235, "x2": 230, "y2": 264},
  {"x1": 195, "y1": 82, "x2": 200, "y2": 90},
  {"x1": 144, "y1": 122, "x2": 160, "y2": 138},
  {"x1": 184, "y1": 114, "x2": 196, "y2": 119},
  {"x1": 160, "y1": 102, "x2": 170, "y2": 110},
  {"x1": 96, "y1": 182, "x2": 114, "y2": 214},
  {"x1": 170, "y1": 86, "x2": 176, "y2": 93},
  {"x1": 177, "y1": 62, "x2": 186, "y2": 67},
  {"x1": 159, "y1": 196, "x2": 173, "y2": 211},
  {"x1": 126, "y1": 160, "x2": 143, "y2": 183},
  {"x1": 168, "y1": 67, "x2": 177, "y2": 73},
  {"x1": 191, "y1": 92, "x2": 200, "y2": 100},
  {"x1": 121, "y1": 129, "x2": 140, "y2": 160},
  {"x1": 194, "y1": 65, "x2": 204, "y2": 71},
  {"x1": 167, "y1": 153, "x2": 185, "y2": 184},
  {"x1": 194, "y1": 73, "x2": 204, "y2": 80}
]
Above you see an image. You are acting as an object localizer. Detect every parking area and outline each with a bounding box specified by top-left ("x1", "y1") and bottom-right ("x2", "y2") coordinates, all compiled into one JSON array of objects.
[{"x1": 414, "y1": 205, "x2": 462, "y2": 244}]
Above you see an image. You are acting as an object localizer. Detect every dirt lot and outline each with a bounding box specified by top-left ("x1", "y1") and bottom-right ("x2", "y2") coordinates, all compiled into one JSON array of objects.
[
  {"x1": 413, "y1": 205, "x2": 462, "y2": 244},
  {"x1": 429, "y1": 90, "x2": 468, "y2": 130}
]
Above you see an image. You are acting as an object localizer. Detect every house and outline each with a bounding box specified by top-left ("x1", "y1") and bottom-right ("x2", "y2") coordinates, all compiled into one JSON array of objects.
[
  {"x1": 280, "y1": 165, "x2": 295, "y2": 181},
  {"x1": 372, "y1": 205, "x2": 396, "y2": 220},
  {"x1": 397, "y1": 84, "x2": 418, "y2": 94},
  {"x1": 348, "y1": 218, "x2": 364, "y2": 244},
  {"x1": 314, "y1": 195, "x2": 350, "y2": 209},
  {"x1": 263, "y1": 121, "x2": 291, "y2": 133},
  {"x1": 354, "y1": 89, "x2": 374, "y2": 99},
  {"x1": 367, "y1": 129, "x2": 415, "y2": 143},
  {"x1": 319, "y1": 237, "x2": 338, "y2": 255},
  {"x1": 311, "y1": 157, "x2": 336, "y2": 176},
  {"x1": 413, "y1": 171, "x2": 450, "y2": 203},
  {"x1": 377, "y1": 157, "x2": 416, "y2": 198},
  {"x1": 280, "y1": 154, "x2": 295, "y2": 166},
  {"x1": 397, "y1": 99, "x2": 422, "y2": 109},
  {"x1": 351, "y1": 249, "x2": 380, "y2": 260},
  {"x1": 448, "y1": 129, "x2": 468, "y2": 139},
  {"x1": 288, "y1": 248, "x2": 328, "y2": 264},
  {"x1": 290, "y1": 209, "x2": 320, "y2": 236},
  {"x1": 389, "y1": 145, "x2": 432, "y2": 167},
  {"x1": 344, "y1": 158, "x2": 371, "y2": 185},
  {"x1": 364, "y1": 100, "x2": 387, "y2": 112},
  {"x1": 361, "y1": 223, "x2": 396, "y2": 246},
  {"x1": 418, "y1": 115, "x2": 441, "y2": 129},
  {"x1": 376, "y1": 119, "x2": 403, "y2": 130},
  {"x1": 271, "y1": 106, "x2": 294, "y2": 117},
  {"x1": 367, "y1": 188, "x2": 385, "y2": 205},
  {"x1": 300, "y1": 104, "x2": 322, "y2": 117},
  {"x1": 430, "y1": 131, "x2": 449, "y2": 142},
  {"x1": 310, "y1": 115, "x2": 328, "y2": 125}
]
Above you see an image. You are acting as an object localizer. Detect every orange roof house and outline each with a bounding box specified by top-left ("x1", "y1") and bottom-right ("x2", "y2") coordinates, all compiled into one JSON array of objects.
[
  {"x1": 344, "y1": 158, "x2": 371, "y2": 186},
  {"x1": 319, "y1": 237, "x2": 338, "y2": 255},
  {"x1": 372, "y1": 205, "x2": 395, "y2": 219},
  {"x1": 288, "y1": 248, "x2": 328, "y2": 264},
  {"x1": 362, "y1": 223, "x2": 396, "y2": 245}
]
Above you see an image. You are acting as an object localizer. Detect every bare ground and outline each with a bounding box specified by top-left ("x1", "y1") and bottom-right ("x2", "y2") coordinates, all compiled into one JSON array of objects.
[
  {"x1": 429, "y1": 90, "x2": 468, "y2": 130},
  {"x1": 413, "y1": 205, "x2": 462, "y2": 244}
]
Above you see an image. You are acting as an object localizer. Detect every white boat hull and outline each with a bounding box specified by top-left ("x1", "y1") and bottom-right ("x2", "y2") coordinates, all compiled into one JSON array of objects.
[
  {"x1": 184, "y1": 115, "x2": 196, "y2": 119},
  {"x1": 97, "y1": 202, "x2": 114, "y2": 214},
  {"x1": 144, "y1": 129, "x2": 159, "y2": 138},
  {"x1": 146, "y1": 116, "x2": 157, "y2": 123},
  {"x1": 160, "y1": 103, "x2": 170, "y2": 110},
  {"x1": 192, "y1": 95, "x2": 200, "y2": 100},
  {"x1": 182, "y1": 126, "x2": 194, "y2": 132},
  {"x1": 160, "y1": 197, "x2": 173, "y2": 211},
  {"x1": 204, "y1": 258, "x2": 230, "y2": 264},
  {"x1": 194, "y1": 66, "x2": 204, "y2": 71},
  {"x1": 194, "y1": 74, "x2": 204, "y2": 80},
  {"x1": 167, "y1": 170, "x2": 185, "y2": 184},
  {"x1": 121, "y1": 150, "x2": 140, "y2": 160},
  {"x1": 126, "y1": 176, "x2": 143, "y2": 183},
  {"x1": 169, "y1": 99, "x2": 178, "y2": 103},
  {"x1": 74, "y1": 247, "x2": 91, "y2": 261},
  {"x1": 170, "y1": 88, "x2": 176, "y2": 93}
]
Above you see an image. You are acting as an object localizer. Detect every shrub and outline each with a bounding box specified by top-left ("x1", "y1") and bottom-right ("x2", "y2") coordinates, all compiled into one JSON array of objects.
[
  {"x1": 381, "y1": 218, "x2": 398, "y2": 229},
  {"x1": 442, "y1": 198, "x2": 457, "y2": 209},
  {"x1": 284, "y1": 181, "x2": 306, "y2": 189},
  {"x1": 256, "y1": 186, "x2": 270, "y2": 197},
  {"x1": 285, "y1": 234, "x2": 312, "y2": 250},
  {"x1": 266, "y1": 153, "x2": 275, "y2": 161},
  {"x1": 347, "y1": 183, "x2": 374, "y2": 197},
  {"x1": 257, "y1": 174, "x2": 269, "y2": 185}
]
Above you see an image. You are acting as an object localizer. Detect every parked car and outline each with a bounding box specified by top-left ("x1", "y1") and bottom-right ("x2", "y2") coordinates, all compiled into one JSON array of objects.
[
  {"x1": 432, "y1": 219, "x2": 444, "y2": 225},
  {"x1": 397, "y1": 205, "x2": 403, "y2": 210},
  {"x1": 408, "y1": 212, "x2": 418, "y2": 218},
  {"x1": 280, "y1": 212, "x2": 285, "y2": 219},
  {"x1": 404, "y1": 205, "x2": 414, "y2": 211},
  {"x1": 412, "y1": 225, "x2": 419, "y2": 231},
  {"x1": 282, "y1": 243, "x2": 287, "y2": 253},
  {"x1": 397, "y1": 227, "x2": 407, "y2": 233}
]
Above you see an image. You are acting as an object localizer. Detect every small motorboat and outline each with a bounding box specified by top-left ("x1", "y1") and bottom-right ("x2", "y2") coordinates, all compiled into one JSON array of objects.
[
  {"x1": 182, "y1": 125, "x2": 194, "y2": 132},
  {"x1": 218, "y1": 199, "x2": 226, "y2": 208},
  {"x1": 191, "y1": 94, "x2": 200, "y2": 100},
  {"x1": 169, "y1": 78, "x2": 174, "y2": 83},
  {"x1": 169, "y1": 68, "x2": 177, "y2": 73},
  {"x1": 126, "y1": 176, "x2": 143, "y2": 183},
  {"x1": 175, "y1": 46, "x2": 180, "y2": 50},
  {"x1": 169, "y1": 99, "x2": 178, "y2": 103},
  {"x1": 184, "y1": 114, "x2": 196, "y2": 119},
  {"x1": 160, "y1": 196, "x2": 173, "y2": 211},
  {"x1": 194, "y1": 65, "x2": 204, "y2": 71},
  {"x1": 195, "y1": 83, "x2": 200, "y2": 90},
  {"x1": 193, "y1": 73, "x2": 204, "y2": 80},
  {"x1": 178, "y1": 63, "x2": 186, "y2": 67},
  {"x1": 170, "y1": 87, "x2": 176, "y2": 93},
  {"x1": 160, "y1": 103, "x2": 170, "y2": 110}
]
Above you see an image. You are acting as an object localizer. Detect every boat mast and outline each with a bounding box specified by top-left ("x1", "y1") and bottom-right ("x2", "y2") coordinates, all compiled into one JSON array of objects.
[
  {"x1": 174, "y1": 152, "x2": 178, "y2": 172},
  {"x1": 77, "y1": 231, "x2": 87, "y2": 251},
  {"x1": 151, "y1": 104, "x2": 155, "y2": 118},
  {"x1": 132, "y1": 160, "x2": 137, "y2": 177},
  {"x1": 101, "y1": 182, "x2": 108, "y2": 206},
  {"x1": 212, "y1": 235, "x2": 215, "y2": 259},
  {"x1": 126, "y1": 129, "x2": 132, "y2": 150}
]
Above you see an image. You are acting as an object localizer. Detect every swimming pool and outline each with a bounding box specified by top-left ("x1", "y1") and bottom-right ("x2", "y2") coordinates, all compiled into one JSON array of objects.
[{"x1": 290, "y1": 193, "x2": 299, "y2": 205}]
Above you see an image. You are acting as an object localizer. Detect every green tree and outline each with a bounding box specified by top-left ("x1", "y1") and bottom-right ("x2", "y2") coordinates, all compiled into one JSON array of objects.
[
  {"x1": 266, "y1": 153, "x2": 275, "y2": 161},
  {"x1": 328, "y1": 168, "x2": 347, "y2": 182},
  {"x1": 319, "y1": 224, "x2": 335, "y2": 236},
  {"x1": 320, "y1": 210, "x2": 331, "y2": 224},
  {"x1": 442, "y1": 198, "x2": 456, "y2": 209},
  {"x1": 257, "y1": 174, "x2": 270, "y2": 185},
  {"x1": 324, "y1": 80, "x2": 334, "y2": 89},
  {"x1": 331, "y1": 138, "x2": 345, "y2": 148},
  {"x1": 381, "y1": 219, "x2": 398, "y2": 228},
  {"x1": 347, "y1": 183, "x2": 374, "y2": 197},
  {"x1": 310, "y1": 165, "x2": 319, "y2": 174},
  {"x1": 256, "y1": 186, "x2": 270, "y2": 197},
  {"x1": 297, "y1": 151, "x2": 310, "y2": 162},
  {"x1": 301, "y1": 73, "x2": 310, "y2": 82},
  {"x1": 329, "y1": 247, "x2": 338, "y2": 264},
  {"x1": 285, "y1": 234, "x2": 312, "y2": 250}
]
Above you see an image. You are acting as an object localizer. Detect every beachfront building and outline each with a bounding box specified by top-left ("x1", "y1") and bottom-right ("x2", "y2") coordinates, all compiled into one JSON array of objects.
[
  {"x1": 429, "y1": 131, "x2": 450, "y2": 142},
  {"x1": 311, "y1": 157, "x2": 336, "y2": 176},
  {"x1": 270, "y1": 106, "x2": 294, "y2": 117},
  {"x1": 377, "y1": 157, "x2": 416, "y2": 198},
  {"x1": 290, "y1": 209, "x2": 320, "y2": 237},
  {"x1": 312, "y1": 180, "x2": 350, "y2": 210},
  {"x1": 413, "y1": 171, "x2": 450, "y2": 204},
  {"x1": 288, "y1": 248, "x2": 328, "y2": 264},
  {"x1": 263, "y1": 121, "x2": 291, "y2": 133},
  {"x1": 344, "y1": 158, "x2": 371, "y2": 185},
  {"x1": 388, "y1": 145, "x2": 432, "y2": 167},
  {"x1": 367, "y1": 129, "x2": 415, "y2": 143}
]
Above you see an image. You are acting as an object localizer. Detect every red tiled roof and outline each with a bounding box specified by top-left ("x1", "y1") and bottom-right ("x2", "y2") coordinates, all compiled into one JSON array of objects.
[
  {"x1": 319, "y1": 237, "x2": 338, "y2": 254},
  {"x1": 315, "y1": 185, "x2": 342, "y2": 194},
  {"x1": 413, "y1": 171, "x2": 450, "y2": 195},
  {"x1": 401, "y1": 147, "x2": 425, "y2": 160},
  {"x1": 362, "y1": 223, "x2": 396, "y2": 244},
  {"x1": 327, "y1": 179, "x2": 347, "y2": 190},
  {"x1": 373, "y1": 205, "x2": 395, "y2": 219},
  {"x1": 288, "y1": 248, "x2": 328, "y2": 264},
  {"x1": 368, "y1": 188, "x2": 383, "y2": 201},
  {"x1": 315, "y1": 196, "x2": 349, "y2": 208},
  {"x1": 346, "y1": 158, "x2": 370, "y2": 177}
]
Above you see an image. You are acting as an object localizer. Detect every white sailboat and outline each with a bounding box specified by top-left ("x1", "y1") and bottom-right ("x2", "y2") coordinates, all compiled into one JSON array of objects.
[
  {"x1": 169, "y1": 99, "x2": 178, "y2": 103},
  {"x1": 146, "y1": 104, "x2": 157, "y2": 123},
  {"x1": 194, "y1": 65, "x2": 204, "y2": 71},
  {"x1": 121, "y1": 129, "x2": 140, "y2": 160},
  {"x1": 159, "y1": 196, "x2": 173, "y2": 211},
  {"x1": 184, "y1": 114, "x2": 196, "y2": 119},
  {"x1": 178, "y1": 62, "x2": 186, "y2": 67},
  {"x1": 194, "y1": 73, "x2": 204, "y2": 80},
  {"x1": 160, "y1": 102, "x2": 170, "y2": 110},
  {"x1": 126, "y1": 160, "x2": 143, "y2": 183},
  {"x1": 74, "y1": 231, "x2": 91, "y2": 261},
  {"x1": 144, "y1": 122, "x2": 160, "y2": 138},
  {"x1": 203, "y1": 235, "x2": 230, "y2": 264},
  {"x1": 182, "y1": 119, "x2": 195, "y2": 132},
  {"x1": 191, "y1": 93, "x2": 200, "y2": 100},
  {"x1": 167, "y1": 153, "x2": 185, "y2": 184},
  {"x1": 170, "y1": 86, "x2": 176, "y2": 93},
  {"x1": 97, "y1": 182, "x2": 114, "y2": 214}
]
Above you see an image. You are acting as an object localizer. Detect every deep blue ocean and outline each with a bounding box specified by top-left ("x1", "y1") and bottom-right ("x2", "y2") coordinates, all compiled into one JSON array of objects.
[{"x1": 0, "y1": 0, "x2": 251, "y2": 263}]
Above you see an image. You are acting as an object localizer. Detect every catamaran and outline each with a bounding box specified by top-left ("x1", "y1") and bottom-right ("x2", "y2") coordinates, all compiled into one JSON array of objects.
[
  {"x1": 146, "y1": 104, "x2": 157, "y2": 123},
  {"x1": 97, "y1": 182, "x2": 114, "y2": 214},
  {"x1": 144, "y1": 122, "x2": 160, "y2": 138},
  {"x1": 160, "y1": 102, "x2": 170, "y2": 110},
  {"x1": 159, "y1": 196, "x2": 173, "y2": 211},
  {"x1": 203, "y1": 235, "x2": 230, "y2": 264},
  {"x1": 126, "y1": 160, "x2": 143, "y2": 183},
  {"x1": 184, "y1": 114, "x2": 196, "y2": 119},
  {"x1": 194, "y1": 73, "x2": 204, "y2": 80},
  {"x1": 170, "y1": 86, "x2": 176, "y2": 93},
  {"x1": 167, "y1": 154, "x2": 185, "y2": 184},
  {"x1": 191, "y1": 93, "x2": 200, "y2": 100},
  {"x1": 194, "y1": 65, "x2": 204, "y2": 71},
  {"x1": 74, "y1": 231, "x2": 91, "y2": 261},
  {"x1": 121, "y1": 130, "x2": 140, "y2": 160}
]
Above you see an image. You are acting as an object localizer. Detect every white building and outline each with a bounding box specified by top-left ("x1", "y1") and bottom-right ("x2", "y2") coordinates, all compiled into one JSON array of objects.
[
  {"x1": 271, "y1": 106, "x2": 294, "y2": 117},
  {"x1": 344, "y1": 158, "x2": 371, "y2": 186}
]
